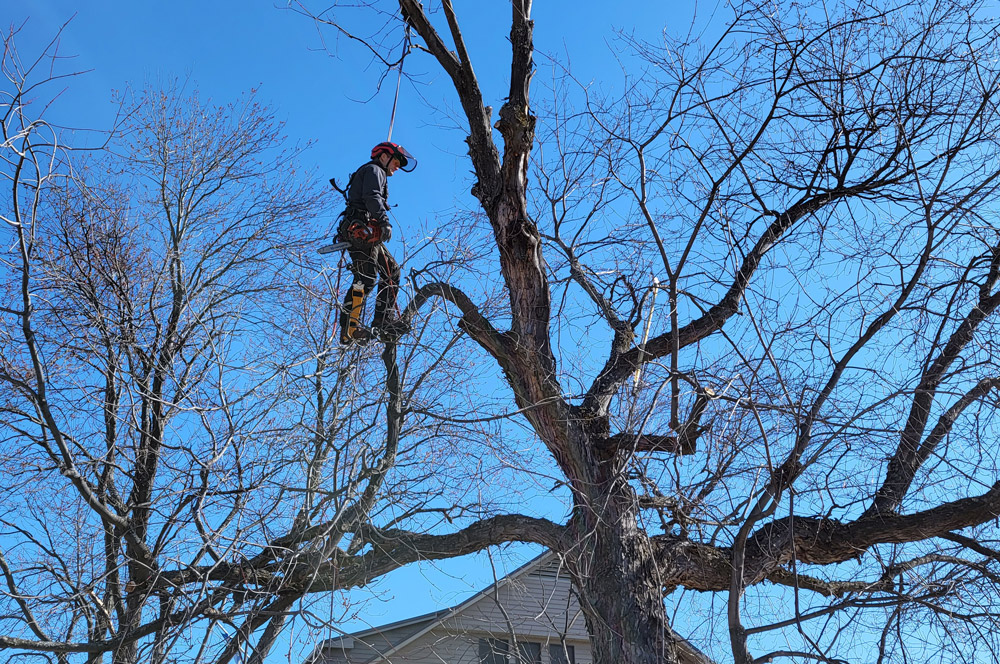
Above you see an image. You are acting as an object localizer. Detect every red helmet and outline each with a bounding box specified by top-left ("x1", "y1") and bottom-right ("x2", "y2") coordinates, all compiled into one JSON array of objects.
[{"x1": 371, "y1": 141, "x2": 416, "y2": 172}]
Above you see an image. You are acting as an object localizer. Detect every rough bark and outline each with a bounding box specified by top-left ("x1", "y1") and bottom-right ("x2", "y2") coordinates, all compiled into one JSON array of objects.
[
  {"x1": 395, "y1": 2, "x2": 694, "y2": 661},
  {"x1": 10, "y1": 3, "x2": 1000, "y2": 663}
]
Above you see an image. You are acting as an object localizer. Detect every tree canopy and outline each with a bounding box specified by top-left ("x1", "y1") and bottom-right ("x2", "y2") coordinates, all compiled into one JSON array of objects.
[{"x1": 5, "y1": 1, "x2": 1000, "y2": 663}]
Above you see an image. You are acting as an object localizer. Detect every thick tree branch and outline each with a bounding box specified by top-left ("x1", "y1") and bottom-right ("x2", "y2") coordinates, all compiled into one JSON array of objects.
[
  {"x1": 871, "y1": 347, "x2": 1000, "y2": 516},
  {"x1": 402, "y1": 281, "x2": 511, "y2": 362},
  {"x1": 398, "y1": 0, "x2": 500, "y2": 202},
  {"x1": 602, "y1": 433, "x2": 690, "y2": 455},
  {"x1": 585, "y1": 184, "x2": 872, "y2": 412},
  {"x1": 653, "y1": 482, "x2": 1000, "y2": 592},
  {"x1": 308, "y1": 515, "x2": 567, "y2": 593}
]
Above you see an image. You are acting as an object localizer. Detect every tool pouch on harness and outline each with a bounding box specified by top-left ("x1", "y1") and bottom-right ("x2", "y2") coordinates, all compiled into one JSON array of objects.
[{"x1": 338, "y1": 208, "x2": 382, "y2": 249}]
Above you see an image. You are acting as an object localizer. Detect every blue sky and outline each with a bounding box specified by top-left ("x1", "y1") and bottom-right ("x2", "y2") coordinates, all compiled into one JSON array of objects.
[
  {"x1": 7, "y1": 0, "x2": 690, "y2": 645},
  {"x1": 11, "y1": 1, "x2": 685, "y2": 237},
  {"x1": 10, "y1": 3, "x2": 1000, "y2": 662}
]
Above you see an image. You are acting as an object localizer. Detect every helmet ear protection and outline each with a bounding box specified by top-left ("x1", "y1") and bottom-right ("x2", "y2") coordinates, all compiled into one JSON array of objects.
[{"x1": 371, "y1": 141, "x2": 417, "y2": 172}]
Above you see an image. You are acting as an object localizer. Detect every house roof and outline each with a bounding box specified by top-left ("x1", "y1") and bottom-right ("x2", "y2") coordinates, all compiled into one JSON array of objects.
[{"x1": 307, "y1": 551, "x2": 561, "y2": 663}]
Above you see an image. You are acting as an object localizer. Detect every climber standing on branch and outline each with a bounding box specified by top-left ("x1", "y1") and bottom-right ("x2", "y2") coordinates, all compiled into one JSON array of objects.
[{"x1": 338, "y1": 141, "x2": 416, "y2": 344}]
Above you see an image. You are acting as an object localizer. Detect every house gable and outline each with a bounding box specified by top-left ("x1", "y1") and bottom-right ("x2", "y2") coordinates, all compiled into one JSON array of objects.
[
  {"x1": 311, "y1": 553, "x2": 591, "y2": 664},
  {"x1": 308, "y1": 611, "x2": 444, "y2": 664},
  {"x1": 442, "y1": 554, "x2": 588, "y2": 643}
]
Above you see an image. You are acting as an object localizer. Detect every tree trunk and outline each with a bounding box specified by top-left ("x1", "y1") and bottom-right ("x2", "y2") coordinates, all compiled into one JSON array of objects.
[
  {"x1": 571, "y1": 531, "x2": 713, "y2": 663},
  {"x1": 570, "y1": 523, "x2": 668, "y2": 662},
  {"x1": 564, "y1": 434, "x2": 713, "y2": 664}
]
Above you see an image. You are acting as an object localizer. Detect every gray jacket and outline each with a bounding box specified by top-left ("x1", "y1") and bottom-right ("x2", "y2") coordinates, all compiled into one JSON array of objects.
[{"x1": 346, "y1": 160, "x2": 390, "y2": 226}]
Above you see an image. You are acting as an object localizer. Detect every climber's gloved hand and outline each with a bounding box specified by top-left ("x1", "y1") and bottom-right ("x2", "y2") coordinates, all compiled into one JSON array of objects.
[{"x1": 379, "y1": 222, "x2": 393, "y2": 243}]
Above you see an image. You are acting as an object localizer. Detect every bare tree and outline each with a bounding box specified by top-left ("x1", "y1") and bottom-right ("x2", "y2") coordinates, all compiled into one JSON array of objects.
[
  {"x1": 1, "y1": 22, "x2": 504, "y2": 664},
  {"x1": 9, "y1": 1, "x2": 1000, "y2": 663},
  {"x1": 287, "y1": 1, "x2": 1000, "y2": 663},
  {"x1": 0, "y1": 24, "x2": 419, "y2": 663}
]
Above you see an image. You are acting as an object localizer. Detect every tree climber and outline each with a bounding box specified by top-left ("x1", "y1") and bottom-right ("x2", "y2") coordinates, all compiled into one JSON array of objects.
[{"x1": 338, "y1": 141, "x2": 416, "y2": 344}]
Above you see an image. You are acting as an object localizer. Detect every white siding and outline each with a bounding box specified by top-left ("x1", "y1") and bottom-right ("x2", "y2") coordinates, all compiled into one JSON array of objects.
[{"x1": 444, "y1": 562, "x2": 589, "y2": 643}]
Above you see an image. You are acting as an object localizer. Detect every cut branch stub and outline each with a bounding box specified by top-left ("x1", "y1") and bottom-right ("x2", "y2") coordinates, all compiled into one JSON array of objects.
[{"x1": 601, "y1": 433, "x2": 693, "y2": 456}]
